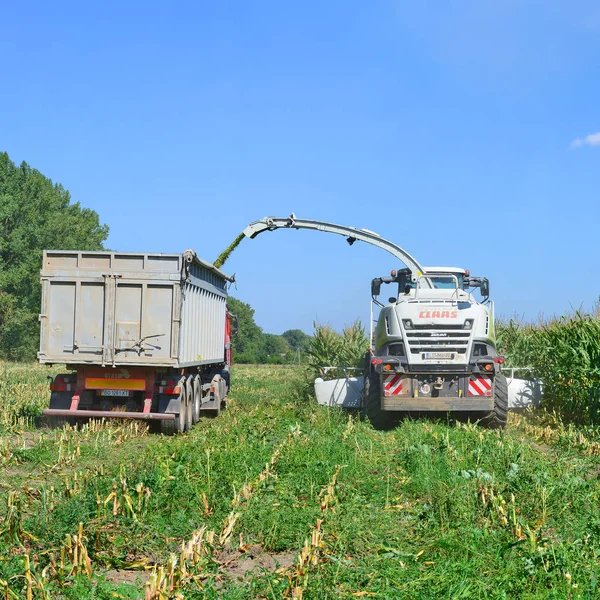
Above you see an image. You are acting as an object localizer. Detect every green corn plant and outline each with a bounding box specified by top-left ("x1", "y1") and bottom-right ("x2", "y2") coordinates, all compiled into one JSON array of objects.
[
  {"x1": 306, "y1": 320, "x2": 368, "y2": 381},
  {"x1": 0, "y1": 580, "x2": 19, "y2": 600},
  {"x1": 497, "y1": 307, "x2": 600, "y2": 423}
]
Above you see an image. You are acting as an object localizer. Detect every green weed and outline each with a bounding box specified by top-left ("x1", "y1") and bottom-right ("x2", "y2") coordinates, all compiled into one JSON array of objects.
[{"x1": 0, "y1": 364, "x2": 599, "y2": 598}]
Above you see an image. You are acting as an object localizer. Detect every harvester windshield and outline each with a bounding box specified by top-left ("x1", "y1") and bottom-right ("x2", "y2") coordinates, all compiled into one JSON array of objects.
[{"x1": 428, "y1": 275, "x2": 464, "y2": 290}]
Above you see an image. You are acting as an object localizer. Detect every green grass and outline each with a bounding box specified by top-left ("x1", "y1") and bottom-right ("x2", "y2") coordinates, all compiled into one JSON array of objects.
[{"x1": 1, "y1": 363, "x2": 600, "y2": 598}]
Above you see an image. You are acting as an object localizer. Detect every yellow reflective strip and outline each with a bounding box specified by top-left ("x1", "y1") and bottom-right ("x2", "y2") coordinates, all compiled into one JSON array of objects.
[{"x1": 86, "y1": 378, "x2": 146, "y2": 390}]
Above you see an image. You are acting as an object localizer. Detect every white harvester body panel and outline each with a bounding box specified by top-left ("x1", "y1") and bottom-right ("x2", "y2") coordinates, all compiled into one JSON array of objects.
[{"x1": 376, "y1": 292, "x2": 493, "y2": 367}]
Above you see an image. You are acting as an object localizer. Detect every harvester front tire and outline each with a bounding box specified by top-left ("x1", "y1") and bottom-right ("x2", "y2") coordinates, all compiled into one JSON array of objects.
[
  {"x1": 363, "y1": 373, "x2": 398, "y2": 431},
  {"x1": 482, "y1": 374, "x2": 508, "y2": 429}
]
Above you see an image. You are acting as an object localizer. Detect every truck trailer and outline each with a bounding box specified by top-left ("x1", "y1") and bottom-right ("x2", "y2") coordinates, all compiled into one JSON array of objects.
[{"x1": 39, "y1": 249, "x2": 235, "y2": 434}]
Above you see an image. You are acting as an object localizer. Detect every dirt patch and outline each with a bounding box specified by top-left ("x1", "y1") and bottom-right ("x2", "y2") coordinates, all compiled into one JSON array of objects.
[
  {"x1": 218, "y1": 544, "x2": 296, "y2": 580},
  {"x1": 0, "y1": 430, "x2": 43, "y2": 450},
  {"x1": 104, "y1": 568, "x2": 150, "y2": 587},
  {"x1": 585, "y1": 464, "x2": 600, "y2": 481}
]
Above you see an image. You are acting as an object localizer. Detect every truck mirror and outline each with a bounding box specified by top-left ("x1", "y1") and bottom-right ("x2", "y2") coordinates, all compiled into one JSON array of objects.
[
  {"x1": 481, "y1": 279, "x2": 490, "y2": 297},
  {"x1": 230, "y1": 314, "x2": 239, "y2": 335},
  {"x1": 371, "y1": 278, "x2": 382, "y2": 297}
]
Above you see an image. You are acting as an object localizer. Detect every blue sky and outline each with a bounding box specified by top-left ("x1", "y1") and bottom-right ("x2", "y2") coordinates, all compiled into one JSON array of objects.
[{"x1": 2, "y1": 1, "x2": 599, "y2": 335}]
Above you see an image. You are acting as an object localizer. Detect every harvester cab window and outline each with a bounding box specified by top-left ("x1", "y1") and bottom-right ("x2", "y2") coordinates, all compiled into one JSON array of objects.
[{"x1": 428, "y1": 275, "x2": 464, "y2": 290}]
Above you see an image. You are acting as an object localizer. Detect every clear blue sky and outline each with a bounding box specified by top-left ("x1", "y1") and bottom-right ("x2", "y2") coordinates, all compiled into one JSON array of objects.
[{"x1": 2, "y1": 1, "x2": 599, "y2": 335}]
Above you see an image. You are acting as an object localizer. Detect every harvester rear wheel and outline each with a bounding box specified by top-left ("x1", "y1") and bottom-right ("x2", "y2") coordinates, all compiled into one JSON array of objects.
[
  {"x1": 482, "y1": 374, "x2": 508, "y2": 429},
  {"x1": 363, "y1": 373, "x2": 398, "y2": 431}
]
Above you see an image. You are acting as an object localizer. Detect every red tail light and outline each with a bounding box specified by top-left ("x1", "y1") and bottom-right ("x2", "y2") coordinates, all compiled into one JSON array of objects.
[
  {"x1": 494, "y1": 357, "x2": 505, "y2": 364},
  {"x1": 50, "y1": 375, "x2": 72, "y2": 392},
  {"x1": 156, "y1": 379, "x2": 181, "y2": 395}
]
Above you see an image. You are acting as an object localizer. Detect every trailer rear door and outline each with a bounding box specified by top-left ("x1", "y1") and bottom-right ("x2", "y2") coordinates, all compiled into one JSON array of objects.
[{"x1": 39, "y1": 252, "x2": 180, "y2": 367}]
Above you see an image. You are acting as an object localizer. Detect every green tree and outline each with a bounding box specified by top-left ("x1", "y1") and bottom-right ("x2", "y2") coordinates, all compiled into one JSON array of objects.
[
  {"x1": 282, "y1": 329, "x2": 311, "y2": 352},
  {"x1": 262, "y1": 333, "x2": 289, "y2": 364},
  {"x1": 227, "y1": 296, "x2": 265, "y2": 363},
  {"x1": 0, "y1": 152, "x2": 109, "y2": 360}
]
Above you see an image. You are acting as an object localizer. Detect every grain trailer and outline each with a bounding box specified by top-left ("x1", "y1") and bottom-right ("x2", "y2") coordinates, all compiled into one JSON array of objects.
[{"x1": 39, "y1": 249, "x2": 236, "y2": 434}]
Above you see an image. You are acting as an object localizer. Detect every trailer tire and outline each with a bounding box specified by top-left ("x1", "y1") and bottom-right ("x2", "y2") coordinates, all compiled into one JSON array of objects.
[
  {"x1": 46, "y1": 391, "x2": 75, "y2": 429},
  {"x1": 47, "y1": 415, "x2": 75, "y2": 429},
  {"x1": 362, "y1": 373, "x2": 398, "y2": 431},
  {"x1": 160, "y1": 392, "x2": 187, "y2": 435},
  {"x1": 192, "y1": 377, "x2": 201, "y2": 425},
  {"x1": 482, "y1": 374, "x2": 508, "y2": 429},
  {"x1": 221, "y1": 366, "x2": 231, "y2": 393},
  {"x1": 185, "y1": 380, "x2": 193, "y2": 431},
  {"x1": 204, "y1": 374, "x2": 223, "y2": 418}
]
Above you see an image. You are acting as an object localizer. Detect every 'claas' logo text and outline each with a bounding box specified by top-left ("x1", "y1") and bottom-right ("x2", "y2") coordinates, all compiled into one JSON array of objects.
[{"x1": 418, "y1": 310, "x2": 458, "y2": 319}]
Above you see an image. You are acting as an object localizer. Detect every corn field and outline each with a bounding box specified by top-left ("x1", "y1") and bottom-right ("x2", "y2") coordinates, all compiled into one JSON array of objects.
[
  {"x1": 305, "y1": 321, "x2": 369, "y2": 381},
  {"x1": 498, "y1": 307, "x2": 600, "y2": 423}
]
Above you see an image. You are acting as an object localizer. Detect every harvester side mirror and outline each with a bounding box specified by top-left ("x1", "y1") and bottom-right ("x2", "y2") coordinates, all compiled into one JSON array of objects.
[
  {"x1": 481, "y1": 279, "x2": 490, "y2": 297},
  {"x1": 371, "y1": 278, "x2": 382, "y2": 297}
]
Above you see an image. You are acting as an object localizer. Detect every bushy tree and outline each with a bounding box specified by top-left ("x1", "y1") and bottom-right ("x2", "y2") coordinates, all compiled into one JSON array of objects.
[
  {"x1": 262, "y1": 333, "x2": 290, "y2": 364},
  {"x1": 227, "y1": 296, "x2": 265, "y2": 363},
  {"x1": 282, "y1": 329, "x2": 311, "y2": 352},
  {"x1": 0, "y1": 152, "x2": 109, "y2": 360}
]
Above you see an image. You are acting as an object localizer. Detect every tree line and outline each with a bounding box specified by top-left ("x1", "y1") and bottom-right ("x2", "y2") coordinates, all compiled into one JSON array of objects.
[
  {"x1": 0, "y1": 151, "x2": 310, "y2": 362},
  {"x1": 227, "y1": 297, "x2": 311, "y2": 364}
]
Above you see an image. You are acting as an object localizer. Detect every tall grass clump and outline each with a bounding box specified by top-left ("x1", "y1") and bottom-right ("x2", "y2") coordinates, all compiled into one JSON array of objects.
[
  {"x1": 306, "y1": 321, "x2": 369, "y2": 381},
  {"x1": 498, "y1": 307, "x2": 600, "y2": 423}
]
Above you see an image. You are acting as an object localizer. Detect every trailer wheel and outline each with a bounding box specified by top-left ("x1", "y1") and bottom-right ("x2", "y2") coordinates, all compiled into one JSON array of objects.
[
  {"x1": 159, "y1": 391, "x2": 187, "y2": 435},
  {"x1": 192, "y1": 377, "x2": 201, "y2": 424},
  {"x1": 204, "y1": 375, "x2": 223, "y2": 418},
  {"x1": 47, "y1": 415, "x2": 75, "y2": 429},
  {"x1": 362, "y1": 373, "x2": 398, "y2": 431},
  {"x1": 46, "y1": 391, "x2": 75, "y2": 429},
  {"x1": 482, "y1": 374, "x2": 508, "y2": 429},
  {"x1": 185, "y1": 380, "x2": 194, "y2": 431}
]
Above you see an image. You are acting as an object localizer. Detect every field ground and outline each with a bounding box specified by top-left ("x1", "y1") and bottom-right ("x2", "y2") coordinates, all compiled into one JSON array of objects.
[{"x1": 1, "y1": 363, "x2": 600, "y2": 598}]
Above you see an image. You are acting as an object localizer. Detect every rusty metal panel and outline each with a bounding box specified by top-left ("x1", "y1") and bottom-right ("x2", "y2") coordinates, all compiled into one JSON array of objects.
[{"x1": 39, "y1": 249, "x2": 231, "y2": 369}]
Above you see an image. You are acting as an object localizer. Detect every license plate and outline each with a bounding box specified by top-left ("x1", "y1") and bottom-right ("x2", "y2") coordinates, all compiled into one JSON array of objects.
[
  {"x1": 423, "y1": 352, "x2": 454, "y2": 360},
  {"x1": 100, "y1": 390, "x2": 131, "y2": 397}
]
